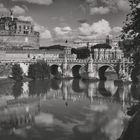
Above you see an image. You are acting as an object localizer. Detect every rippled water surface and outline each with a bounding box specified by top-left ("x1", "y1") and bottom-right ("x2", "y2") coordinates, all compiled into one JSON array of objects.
[{"x1": 0, "y1": 78, "x2": 140, "y2": 140}]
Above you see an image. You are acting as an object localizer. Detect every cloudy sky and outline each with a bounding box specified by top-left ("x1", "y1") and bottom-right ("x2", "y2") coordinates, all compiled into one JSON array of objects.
[{"x1": 0, "y1": 0, "x2": 130, "y2": 46}]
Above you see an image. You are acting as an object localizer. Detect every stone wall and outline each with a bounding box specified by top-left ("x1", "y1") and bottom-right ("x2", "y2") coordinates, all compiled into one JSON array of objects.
[{"x1": 0, "y1": 34, "x2": 39, "y2": 49}]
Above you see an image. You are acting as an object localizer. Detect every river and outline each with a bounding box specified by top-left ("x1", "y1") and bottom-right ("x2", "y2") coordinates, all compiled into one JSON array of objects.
[{"x1": 0, "y1": 78, "x2": 140, "y2": 140}]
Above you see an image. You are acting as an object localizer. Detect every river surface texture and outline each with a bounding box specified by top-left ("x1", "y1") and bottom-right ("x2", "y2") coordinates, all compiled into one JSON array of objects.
[{"x1": 0, "y1": 78, "x2": 140, "y2": 140}]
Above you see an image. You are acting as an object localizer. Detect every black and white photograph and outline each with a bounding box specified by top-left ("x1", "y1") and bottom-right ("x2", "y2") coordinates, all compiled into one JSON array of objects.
[{"x1": 0, "y1": 0, "x2": 140, "y2": 140}]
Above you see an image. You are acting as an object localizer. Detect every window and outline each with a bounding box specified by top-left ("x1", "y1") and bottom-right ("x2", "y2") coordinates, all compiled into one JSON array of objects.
[
  {"x1": 19, "y1": 25, "x2": 21, "y2": 32},
  {"x1": 23, "y1": 25, "x2": 26, "y2": 30},
  {"x1": 24, "y1": 31, "x2": 28, "y2": 34},
  {"x1": 31, "y1": 26, "x2": 33, "y2": 32},
  {"x1": 28, "y1": 54, "x2": 30, "y2": 58}
]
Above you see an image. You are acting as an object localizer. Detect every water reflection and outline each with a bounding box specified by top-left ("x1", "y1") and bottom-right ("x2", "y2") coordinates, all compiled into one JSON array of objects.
[
  {"x1": 0, "y1": 79, "x2": 140, "y2": 140},
  {"x1": 12, "y1": 82, "x2": 23, "y2": 98},
  {"x1": 118, "y1": 102, "x2": 140, "y2": 140}
]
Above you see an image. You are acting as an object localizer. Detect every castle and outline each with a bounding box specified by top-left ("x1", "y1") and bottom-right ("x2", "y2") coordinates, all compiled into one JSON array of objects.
[{"x1": 0, "y1": 10, "x2": 40, "y2": 50}]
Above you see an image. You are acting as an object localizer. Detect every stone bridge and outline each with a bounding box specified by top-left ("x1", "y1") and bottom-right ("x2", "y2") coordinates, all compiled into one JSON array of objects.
[
  {"x1": 45, "y1": 47, "x2": 133, "y2": 81},
  {"x1": 0, "y1": 46, "x2": 133, "y2": 81}
]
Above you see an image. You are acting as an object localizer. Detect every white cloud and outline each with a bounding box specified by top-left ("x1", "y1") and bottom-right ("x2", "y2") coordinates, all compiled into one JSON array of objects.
[
  {"x1": 117, "y1": 0, "x2": 130, "y2": 11},
  {"x1": 78, "y1": 19, "x2": 122, "y2": 40},
  {"x1": 11, "y1": 5, "x2": 26, "y2": 15},
  {"x1": 79, "y1": 23, "x2": 91, "y2": 36},
  {"x1": 53, "y1": 27, "x2": 79, "y2": 42},
  {"x1": 34, "y1": 23, "x2": 52, "y2": 39},
  {"x1": 79, "y1": 19, "x2": 111, "y2": 38},
  {"x1": 112, "y1": 26, "x2": 122, "y2": 33},
  {"x1": 0, "y1": 4, "x2": 27, "y2": 15},
  {"x1": 85, "y1": 0, "x2": 130, "y2": 15},
  {"x1": 41, "y1": 30, "x2": 52, "y2": 39},
  {"x1": 92, "y1": 19, "x2": 112, "y2": 35},
  {"x1": 111, "y1": 26, "x2": 122, "y2": 37},
  {"x1": 90, "y1": 6, "x2": 110, "y2": 15},
  {"x1": 53, "y1": 20, "x2": 121, "y2": 41},
  {"x1": 18, "y1": 16, "x2": 34, "y2": 22},
  {"x1": 18, "y1": 16, "x2": 52, "y2": 39},
  {"x1": 54, "y1": 26, "x2": 72, "y2": 36},
  {"x1": 12, "y1": 0, "x2": 53, "y2": 5},
  {"x1": 0, "y1": 3, "x2": 8, "y2": 13}
]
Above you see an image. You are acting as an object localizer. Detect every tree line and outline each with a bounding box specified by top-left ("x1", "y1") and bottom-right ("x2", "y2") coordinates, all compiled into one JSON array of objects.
[
  {"x1": 121, "y1": 0, "x2": 140, "y2": 82},
  {"x1": 11, "y1": 60, "x2": 50, "y2": 81}
]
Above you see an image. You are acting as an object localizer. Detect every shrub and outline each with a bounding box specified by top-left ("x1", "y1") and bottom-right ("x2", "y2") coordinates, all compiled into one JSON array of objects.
[
  {"x1": 28, "y1": 61, "x2": 50, "y2": 80},
  {"x1": 11, "y1": 64, "x2": 23, "y2": 81}
]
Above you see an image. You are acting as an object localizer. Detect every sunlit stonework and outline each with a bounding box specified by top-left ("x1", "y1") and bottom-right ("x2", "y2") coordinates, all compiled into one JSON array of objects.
[{"x1": 0, "y1": 10, "x2": 40, "y2": 49}]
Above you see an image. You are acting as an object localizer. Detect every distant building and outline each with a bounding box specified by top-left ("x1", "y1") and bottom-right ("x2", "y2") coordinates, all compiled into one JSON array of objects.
[
  {"x1": 73, "y1": 36, "x2": 120, "y2": 49},
  {"x1": 0, "y1": 11, "x2": 40, "y2": 50}
]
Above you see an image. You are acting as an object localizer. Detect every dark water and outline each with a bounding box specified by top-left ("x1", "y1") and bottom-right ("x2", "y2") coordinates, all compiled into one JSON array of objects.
[{"x1": 0, "y1": 78, "x2": 140, "y2": 140}]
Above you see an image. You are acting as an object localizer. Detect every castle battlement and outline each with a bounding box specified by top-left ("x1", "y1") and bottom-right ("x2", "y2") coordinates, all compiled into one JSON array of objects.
[{"x1": 0, "y1": 14, "x2": 40, "y2": 49}]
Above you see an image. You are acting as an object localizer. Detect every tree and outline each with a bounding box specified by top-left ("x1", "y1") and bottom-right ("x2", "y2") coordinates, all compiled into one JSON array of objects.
[
  {"x1": 71, "y1": 48, "x2": 90, "y2": 59},
  {"x1": 11, "y1": 64, "x2": 23, "y2": 81},
  {"x1": 122, "y1": 0, "x2": 140, "y2": 59},
  {"x1": 12, "y1": 82, "x2": 23, "y2": 98},
  {"x1": 28, "y1": 61, "x2": 50, "y2": 80},
  {"x1": 122, "y1": 1, "x2": 140, "y2": 81}
]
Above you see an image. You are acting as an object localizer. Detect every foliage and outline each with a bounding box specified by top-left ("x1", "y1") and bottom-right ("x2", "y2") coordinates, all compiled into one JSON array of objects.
[
  {"x1": 28, "y1": 60, "x2": 50, "y2": 80},
  {"x1": 71, "y1": 48, "x2": 90, "y2": 59},
  {"x1": 12, "y1": 82, "x2": 23, "y2": 98},
  {"x1": 29, "y1": 80, "x2": 51, "y2": 95},
  {"x1": 122, "y1": 0, "x2": 140, "y2": 57},
  {"x1": 114, "y1": 59, "x2": 121, "y2": 79},
  {"x1": 11, "y1": 64, "x2": 23, "y2": 81},
  {"x1": 122, "y1": 0, "x2": 140, "y2": 81}
]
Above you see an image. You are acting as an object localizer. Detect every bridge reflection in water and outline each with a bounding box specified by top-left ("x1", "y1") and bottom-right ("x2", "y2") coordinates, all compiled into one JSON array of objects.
[{"x1": 0, "y1": 79, "x2": 139, "y2": 140}]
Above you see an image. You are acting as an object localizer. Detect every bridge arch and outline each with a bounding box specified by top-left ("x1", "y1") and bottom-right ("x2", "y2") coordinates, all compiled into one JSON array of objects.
[
  {"x1": 50, "y1": 64, "x2": 60, "y2": 77},
  {"x1": 72, "y1": 65, "x2": 82, "y2": 78},
  {"x1": 98, "y1": 81, "x2": 111, "y2": 97},
  {"x1": 99, "y1": 65, "x2": 118, "y2": 80},
  {"x1": 51, "y1": 79, "x2": 62, "y2": 90},
  {"x1": 72, "y1": 79, "x2": 84, "y2": 93}
]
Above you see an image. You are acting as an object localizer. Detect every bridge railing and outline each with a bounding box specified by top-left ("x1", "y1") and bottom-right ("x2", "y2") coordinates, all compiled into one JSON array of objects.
[{"x1": 0, "y1": 55, "x2": 133, "y2": 64}]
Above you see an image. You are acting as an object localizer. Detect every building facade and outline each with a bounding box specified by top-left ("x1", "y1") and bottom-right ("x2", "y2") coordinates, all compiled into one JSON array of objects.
[{"x1": 0, "y1": 13, "x2": 40, "y2": 49}]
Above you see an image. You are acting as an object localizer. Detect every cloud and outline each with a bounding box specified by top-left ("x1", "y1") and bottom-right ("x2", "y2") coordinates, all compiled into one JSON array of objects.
[
  {"x1": 117, "y1": 0, "x2": 130, "y2": 12},
  {"x1": 90, "y1": 6, "x2": 110, "y2": 15},
  {"x1": 34, "y1": 23, "x2": 52, "y2": 39},
  {"x1": 79, "y1": 19, "x2": 112, "y2": 37},
  {"x1": 0, "y1": 4, "x2": 27, "y2": 15},
  {"x1": 53, "y1": 26, "x2": 79, "y2": 42},
  {"x1": 78, "y1": 23, "x2": 91, "y2": 36},
  {"x1": 0, "y1": 3, "x2": 8, "y2": 13},
  {"x1": 101, "y1": 0, "x2": 130, "y2": 11},
  {"x1": 84, "y1": 0, "x2": 130, "y2": 15},
  {"x1": 18, "y1": 16, "x2": 34, "y2": 22},
  {"x1": 22, "y1": 5, "x2": 29, "y2": 11},
  {"x1": 54, "y1": 26, "x2": 72, "y2": 36},
  {"x1": 86, "y1": 0, "x2": 97, "y2": 6},
  {"x1": 11, "y1": 5, "x2": 26, "y2": 15},
  {"x1": 111, "y1": 26, "x2": 122, "y2": 37},
  {"x1": 53, "y1": 19, "x2": 122, "y2": 42},
  {"x1": 12, "y1": 0, "x2": 53, "y2": 5},
  {"x1": 78, "y1": 19, "x2": 122, "y2": 40},
  {"x1": 112, "y1": 26, "x2": 122, "y2": 33},
  {"x1": 18, "y1": 16, "x2": 52, "y2": 39}
]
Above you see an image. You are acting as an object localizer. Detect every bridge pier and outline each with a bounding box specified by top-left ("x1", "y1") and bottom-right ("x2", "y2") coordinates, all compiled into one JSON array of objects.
[
  {"x1": 87, "y1": 53, "x2": 99, "y2": 80},
  {"x1": 62, "y1": 55, "x2": 73, "y2": 78},
  {"x1": 87, "y1": 63, "x2": 99, "y2": 80},
  {"x1": 118, "y1": 58, "x2": 132, "y2": 82}
]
